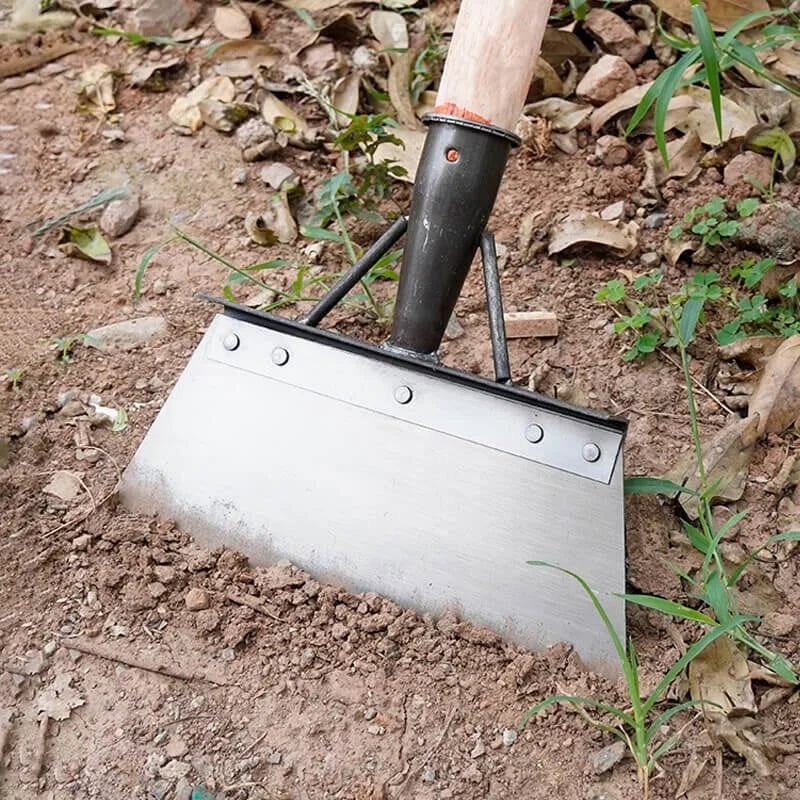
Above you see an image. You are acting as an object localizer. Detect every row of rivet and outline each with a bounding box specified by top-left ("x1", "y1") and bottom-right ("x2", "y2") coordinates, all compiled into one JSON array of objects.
[{"x1": 222, "y1": 331, "x2": 602, "y2": 464}]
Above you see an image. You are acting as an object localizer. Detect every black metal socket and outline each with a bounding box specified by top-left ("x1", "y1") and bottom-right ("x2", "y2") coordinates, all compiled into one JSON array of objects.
[{"x1": 388, "y1": 114, "x2": 519, "y2": 356}]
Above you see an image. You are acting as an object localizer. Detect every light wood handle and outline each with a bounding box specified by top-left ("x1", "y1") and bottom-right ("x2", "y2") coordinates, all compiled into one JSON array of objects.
[{"x1": 435, "y1": 0, "x2": 553, "y2": 131}]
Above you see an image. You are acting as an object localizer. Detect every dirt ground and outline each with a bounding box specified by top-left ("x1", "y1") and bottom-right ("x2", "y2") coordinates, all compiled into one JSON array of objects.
[{"x1": 1, "y1": 3, "x2": 800, "y2": 799}]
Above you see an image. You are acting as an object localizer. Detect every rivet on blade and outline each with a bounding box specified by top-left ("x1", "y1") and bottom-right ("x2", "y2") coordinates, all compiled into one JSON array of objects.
[
  {"x1": 582, "y1": 442, "x2": 601, "y2": 463},
  {"x1": 271, "y1": 347, "x2": 290, "y2": 366},
  {"x1": 222, "y1": 332, "x2": 240, "y2": 351},
  {"x1": 394, "y1": 385, "x2": 413, "y2": 404},
  {"x1": 525, "y1": 424, "x2": 544, "y2": 444}
]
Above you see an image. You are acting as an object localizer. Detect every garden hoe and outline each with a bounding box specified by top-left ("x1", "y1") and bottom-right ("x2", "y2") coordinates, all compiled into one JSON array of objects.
[{"x1": 121, "y1": 0, "x2": 628, "y2": 666}]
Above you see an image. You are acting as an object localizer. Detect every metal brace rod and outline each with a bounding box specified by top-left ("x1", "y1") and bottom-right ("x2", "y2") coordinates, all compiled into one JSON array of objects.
[
  {"x1": 301, "y1": 216, "x2": 408, "y2": 327},
  {"x1": 479, "y1": 232, "x2": 512, "y2": 385}
]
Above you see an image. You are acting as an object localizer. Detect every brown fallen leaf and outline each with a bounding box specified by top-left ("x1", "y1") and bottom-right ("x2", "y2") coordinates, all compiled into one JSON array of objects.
[
  {"x1": 540, "y1": 27, "x2": 592, "y2": 69},
  {"x1": 727, "y1": 87, "x2": 792, "y2": 129},
  {"x1": 680, "y1": 88, "x2": 757, "y2": 146},
  {"x1": 332, "y1": 71, "x2": 360, "y2": 126},
  {"x1": 261, "y1": 91, "x2": 306, "y2": 134},
  {"x1": 130, "y1": 57, "x2": 183, "y2": 89},
  {"x1": 78, "y1": 63, "x2": 115, "y2": 118},
  {"x1": 388, "y1": 49, "x2": 423, "y2": 129},
  {"x1": 688, "y1": 635, "x2": 756, "y2": 716},
  {"x1": 36, "y1": 674, "x2": 85, "y2": 721},
  {"x1": 711, "y1": 717, "x2": 772, "y2": 776},
  {"x1": 169, "y1": 75, "x2": 235, "y2": 131},
  {"x1": 645, "y1": 130, "x2": 703, "y2": 187},
  {"x1": 527, "y1": 58, "x2": 564, "y2": 101},
  {"x1": 213, "y1": 3, "x2": 251, "y2": 40},
  {"x1": 651, "y1": 0, "x2": 770, "y2": 31},
  {"x1": 665, "y1": 415, "x2": 759, "y2": 518},
  {"x1": 373, "y1": 126, "x2": 425, "y2": 181},
  {"x1": 244, "y1": 193, "x2": 297, "y2": 245},
  {"x1": 548, "y1": 212, "x2": 638, "y2": 257},
  {"x1": 747, "y1": 334, "x2": 800, "y2": 436},
  {"x1": 523, "y1": 98, "x2": 591, "y2": 133},
  {"x1": 211, "y1": 40, "x2": 282, "y2": 69},
  {"x1": 675, "y1": 749, "x2": 709, "y2": 798},
  {"x1": 369, "y1": 9, "x2": 408, "y2": 51}
]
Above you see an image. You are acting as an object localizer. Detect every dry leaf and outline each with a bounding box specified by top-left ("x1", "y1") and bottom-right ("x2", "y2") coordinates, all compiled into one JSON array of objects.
[
  {"x1": 388, "y1": 49, "x2": 423, "y2": 129},
  {"x1": 373, "y1": 126, "x2": 425, "y2": 181},
  {"x1": 213, "y1": 3, "x2": 251, "y2": 39},
  {"x1": 261, "y1": 91, "x2": 306, "y2": 134},
  {"x1": 332, "y1": 71, "x2": 360, "y2": 126},
  {"x1": 590, "y1": 82, "x2": 652, "y2": 135},
  {"x1": 244, "y1": 193, "x2": 297, "y2": 245},
  {"x1": 665, "y1": 415, "x2": 758, "y2": 518},
  {"x1": 712, "y1": 717, "x2": 772, "y2": 776},
  {"x1": 79, "y1": 63, "x2": 115, "y2": 117},
  {"x1": 771, "y1": 45, "x2": 800, "y2": 82},
  {"x1": 748, "y1": 334, "x2": 800, "y2": 436},
  {"x1": 169, "y1": 75, "x2": 235, "y2": 131},
  {"x1": 647, "y1": 130, "x2": 703, "y2": 186},
  {"x1": 36, "y1": 674, "x2": 85, "y2": 721},
  {"x1": 528, "y1": 58, "x2": 563, "y2": 101},
  {"x1": 726, "y1": 87, "x2": 792, "y2": 128},
  {"x1": 680, "y1": 88, "x2": 757, "y2": 146},
  {"x1": 651, "y1": 0, "x2": 770, "y2": 31},
  {"x1": 540, "y1": 27, "x2": 591, "y2": 68},
  {"x1": 369, "y1": 10, "x2": 407, "y2": 51},
  {"x1": 663, "y1": 236, "x2": 694, "y2": 266},
  {"x1": 282, "y1": 0, "x2": 348, "y2": 10},
  {"x1": 675, "y1": 750, "x2": 709, "y2": 798},
  {"x1": 523, "y1": 98, "x2": 591, "y2": 133},
  {"x1": 211, "y1": 40, "x2": 281, "y2": 69},
  {"x1": 634, "y1": 94, "x2": 697, "y2": 135},
  {"x1": 688, "y1": 635, "x2": 756, "y2": 715},
  {"x1": 130, "y1": 57, "x2": 183, "y2": 89},
  {"x1": 317, "y1": 12, "x2": 361, "y2": 45},
  {"x1": 548, "y1": 212, "x2": 638, "y2": 257}
]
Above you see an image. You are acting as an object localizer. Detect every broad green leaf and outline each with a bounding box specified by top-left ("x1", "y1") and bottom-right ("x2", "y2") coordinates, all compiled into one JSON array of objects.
[
  {"x1": 691, "y1": 3, "x2": 722, "y2": 145},
  {"x1": 621, "y1": 594, "x2": 717, "y2": 626},
  {"x1": 679, "y1": 296, "x2": 704, "y2": 343},
  {"x1": 61, "y1": 224, "x2": 111, "y2": 265},
  {"x1": 300, "y1": 225, "x2": 345, "y2": 243},
  {"x1": 624, "y1": 476, "x2": 699, "y2": 496}
]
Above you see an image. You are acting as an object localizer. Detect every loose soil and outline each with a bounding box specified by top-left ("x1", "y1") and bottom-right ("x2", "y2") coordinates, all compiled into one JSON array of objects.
[{"x1": 1, "y1": 5, "x2": 799, "y2": 800}]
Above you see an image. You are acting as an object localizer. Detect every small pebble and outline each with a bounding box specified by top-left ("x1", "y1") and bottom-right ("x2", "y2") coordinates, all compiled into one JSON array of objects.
[
  {"x1": 643, "y1": 212, "x2": 666, "y2": 229},
  {"x1": 640, "y1": 251, "x2": 661, "y2": 269},
  {"x1": 221, "y1": 647, "x2": 236, "y2": 662},
  {"x1": 184, "y1": 587, "x2": 210, "y2": 611},
  {"x1": 364, "y1": 707, "x2": 378, "y2": 721},
  {"x1": 502, "y1": 728, "x2": 518, "y2": 747},
  {"x1": 43, "y1": 640, "x2": 57, "y2": 657},
  {"x1": 367, "y1": 724, "x2": 385, "y2": 736},
  {"x1": 72, "y1": 534, "x2": 91, "y2": 551},
  {"x1": 268, "y1": 751, "x2": 282, "y2": 765},
  {"x1": 421, "y1": 766, "x2": 436, "y2": 783},
  {"x1": 232, "y1": 167, "x2": 247, "y2": 186}
]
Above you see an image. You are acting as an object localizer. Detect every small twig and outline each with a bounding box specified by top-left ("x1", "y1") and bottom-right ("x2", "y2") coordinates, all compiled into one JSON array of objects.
[
  {"x1": 42, "y1": 446, "x2": 120, "y2": 539},
  {"x1": 64, "y1": 638, "x2": 227, "y2": 686},
  {"x1": 240, "y1": 728, "x2": 269, "y2": 757},
  {"x1": 225, "y1": 591, "x2": 287, "y2": 623},
  {"x1": 32, "y1": 715, "x2": 49, "y2": 782},
  {"x1": 397, "y1": 705, "x2": 457, "y2": 796},
  {"x1": 658, "y1": 349, "x2": 734, "y2": 415}
]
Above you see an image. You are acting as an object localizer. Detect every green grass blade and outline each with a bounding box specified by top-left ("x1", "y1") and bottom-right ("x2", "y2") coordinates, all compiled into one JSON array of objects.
[
  {"x1": 728, "y1": 531, "x2": 800, "y2": 586},
  {"x1": 624, "y1": 477, "x2": 699, "y2": 496},
  {"x1": 679, "y1": 296, "x2": 705, "y2": 344},
  {"x1": 135, "y1": 241, "x2": 169, "y2": 299},
  {"x1": 643, "y1": 615, "x2": 755, "y2": 716},
  {"x1": 719, "y1": 9, "x2": 780, "y2": 47},
  {"x1": 691, "y1": 2, "x2": 722, "y2": 144},
  {"x1": 621, "y1": 594, "x2": 717, "y2": 625},
  {"x1": 520, "y1": 694, "x2": 634, "y2": 730},
  {"x1": 646, "y1": 699, "x2": 716, "y2": 743}
]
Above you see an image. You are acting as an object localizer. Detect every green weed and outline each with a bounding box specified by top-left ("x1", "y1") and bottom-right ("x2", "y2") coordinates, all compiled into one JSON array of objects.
[
  {"x1": 49, "y1": 333, "x2": 98, "y2": 363},
  {"x1": 522, "y1": 562, "x2": 747, "y2": 800},
  {"x1": 668, "y1": 197, "x2": 757, "y2": 248},
  {"x1": 3, "y1": 367, "x2": 24, "y2": 390},
  {"x1": 628, "y1": 5, "x2": 800, "y2": 164}
]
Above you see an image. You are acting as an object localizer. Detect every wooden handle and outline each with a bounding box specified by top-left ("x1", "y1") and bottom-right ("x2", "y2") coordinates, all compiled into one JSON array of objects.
[{"x1": 435, "y1": 0, "x2": 552, "y2": 131}]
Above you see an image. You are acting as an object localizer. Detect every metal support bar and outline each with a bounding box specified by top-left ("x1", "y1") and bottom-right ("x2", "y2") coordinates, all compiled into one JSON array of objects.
[
  {"x1": 301, "y1": 216, "x2": 408, "y2": 327},
  {"x1": 479, "y1": 232, "x2": 511, "y2": 384}
]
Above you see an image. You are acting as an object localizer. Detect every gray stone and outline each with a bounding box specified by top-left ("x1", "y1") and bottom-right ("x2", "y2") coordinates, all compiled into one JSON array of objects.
[
  {"x1": 422, "y1": 766, "x2": 436, "y2": 783},
  {"x1": 364, "y1": 707, "x2": 378, "y2": 721},
  {"x1": 640, "y1": 251, "x2": 661, "y2": 269},
  {"x1": 595, "y1": 135, "x2": 630, "y2": 167},
  {"x1": 100, "y1": 194, "x2": 140, "y2": 239},
  {"x1": 589, "y1": 740, "x2": 626, "y2": 774},
  {"x1": 166, "y1": 737, "x2": 188, "y2": 759},
  {"x1": 643, "y1": 212, "x2": 666, "y2": 229},
  {"x1": 174, "y1": 778, "x2": 192, "y2": 800},
  {"x1": 232, "y1": 167, "x2": 247, "y2": 186},
  {"x1": 133, "y1": 0, "x2": 201, "y2": 36},
  {"x1": 577, "y1": 55, "x2": 637, "y2": 105},
  {"x1": 267, "y1": 751, "x2": 282, "y2": 765},
  {"x1": 736, "y1": 201, "x2": 800, "y2": 262},
  {"x1": 72, "y1": 533, "x2": 92, "y2": 551},
  {"x1": 444, "y1": 314, "x2": 465, "y2": 340},
  {"x1": 159, "y1": 759, "x2": 191, "y2": 780},
  {"x1": 87, "y1": 316, "x2": 167, "y2": 352},
  {"x1": 502, "y1": 728, "x2": 518, "y2": 747},
  {"x1": 43, "y1": 640, "x2": 57, "y2": 657}
]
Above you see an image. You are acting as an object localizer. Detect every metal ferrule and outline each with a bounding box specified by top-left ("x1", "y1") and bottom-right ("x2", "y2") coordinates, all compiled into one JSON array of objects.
[{"x1": 388, "y1": 114, "x2": 519, "y2": 356}]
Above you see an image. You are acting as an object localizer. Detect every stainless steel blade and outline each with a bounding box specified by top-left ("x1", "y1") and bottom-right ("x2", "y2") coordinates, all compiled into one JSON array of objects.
[{"x1": 121, "y1": 311, "x2": 626, "y2": 666}]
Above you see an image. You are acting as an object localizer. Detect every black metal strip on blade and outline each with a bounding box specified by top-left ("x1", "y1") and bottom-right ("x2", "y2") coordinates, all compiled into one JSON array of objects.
[{"x1": 205, "y1": 297, "x2": 627, "y2": 437}]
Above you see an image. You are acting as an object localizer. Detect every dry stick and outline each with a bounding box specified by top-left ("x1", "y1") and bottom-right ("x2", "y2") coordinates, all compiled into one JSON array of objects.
[
  {"x1": 657, "y1": 349, "x2": 735, "y2": 416},
  {"x1": 42, "y1": 446, "x2": 121, "y2": 539},
  {"x1": 32, "y1": 715, "x2": 49, "y2": 782},
  {"x1": 225, "y1": 590, "x2": 287, "y2": 624},
  {"x1": 239, "y1": 728, "x2": 269, "y2": 758},
  {"x1": 65, "y1": 638, "x2": 227, "y2": 686},
  {"x1": 397, "y1": 705, "x2": 457, "y2": 796}
]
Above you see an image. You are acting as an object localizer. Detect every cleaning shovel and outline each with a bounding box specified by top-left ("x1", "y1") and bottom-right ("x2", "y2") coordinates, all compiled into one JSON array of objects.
[{"x1": 121, "y1": 0, "x2": 627, "y2": 666}]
